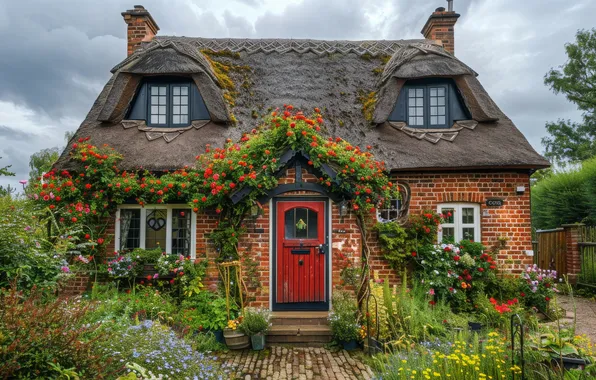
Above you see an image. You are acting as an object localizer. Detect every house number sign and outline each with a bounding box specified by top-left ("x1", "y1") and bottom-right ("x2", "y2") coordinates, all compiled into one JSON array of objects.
[{"x1": 485, "y1": 198, "x2": 504, "y2": 207}]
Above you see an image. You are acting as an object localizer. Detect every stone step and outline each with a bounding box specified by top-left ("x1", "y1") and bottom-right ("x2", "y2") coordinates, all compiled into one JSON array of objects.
[
  {"x1": 266, "y1": 325, "x2": 333, "y2": 344},
  {"x1": 270, "y1": 311, "x2": 329, "y2": 326}
]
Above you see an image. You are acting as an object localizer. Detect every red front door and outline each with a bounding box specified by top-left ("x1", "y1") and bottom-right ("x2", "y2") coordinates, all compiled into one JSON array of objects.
[{"x1": 275, "y1": 200, "x2": 327, "y2": 309}]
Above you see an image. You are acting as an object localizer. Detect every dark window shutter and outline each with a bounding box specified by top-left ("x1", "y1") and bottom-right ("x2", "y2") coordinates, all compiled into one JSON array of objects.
[{"x1": 128, "y1": 83, "x2": 147, "y2": 120}]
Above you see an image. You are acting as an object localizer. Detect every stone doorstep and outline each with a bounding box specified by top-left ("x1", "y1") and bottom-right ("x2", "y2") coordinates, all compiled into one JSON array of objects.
[
  {"x1": 271, "y1": 311, "x2": 330, "y2": 326},
  {"x1": 267, "y1": 325, "x2": 333, "y2": 344}
]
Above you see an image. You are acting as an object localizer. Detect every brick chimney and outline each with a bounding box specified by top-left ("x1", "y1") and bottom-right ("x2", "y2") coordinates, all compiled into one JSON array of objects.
[
  {"x1": 122, "y1": 5, "x2": 159, "y2": 56},
  {"x1": 421, "y1": 1, "x2": 460, "y2": 55}
]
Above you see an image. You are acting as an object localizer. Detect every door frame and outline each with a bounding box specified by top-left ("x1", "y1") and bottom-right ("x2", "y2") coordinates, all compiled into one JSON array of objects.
[{"x1": 271, "y1": 196, "x2": 331, "y2": 311}]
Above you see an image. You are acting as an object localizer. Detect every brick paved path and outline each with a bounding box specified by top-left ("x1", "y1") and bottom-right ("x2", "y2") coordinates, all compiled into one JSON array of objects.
[{"x1": 218, "y1": 346, "x2": 374, "y2": 379}]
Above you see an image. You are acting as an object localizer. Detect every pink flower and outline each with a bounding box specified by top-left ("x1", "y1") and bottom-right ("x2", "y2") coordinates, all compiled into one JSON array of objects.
[
  {"x1": 153, "y1": 273, "x2": 159, "y2": 279},
  {"x1": 61, "y1": 266, "x2": 70, "y2": 273},
  {"x1": 429, "y1": 288, "x2": 435, "y2": 296}
]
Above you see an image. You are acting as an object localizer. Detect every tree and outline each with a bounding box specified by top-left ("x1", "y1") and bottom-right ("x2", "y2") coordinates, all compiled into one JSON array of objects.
[
  {"x1": 28, "y1": 147, "x2": 60, "y2": 182},
  {"x1": 0, "y1": 157, "x2": 16, "y2": 197},
  {"x1": 542, "y1": 28, "x2": 596, "y2": 166}
]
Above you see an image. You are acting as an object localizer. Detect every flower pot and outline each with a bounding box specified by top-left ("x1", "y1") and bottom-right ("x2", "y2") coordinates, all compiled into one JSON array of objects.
[
  {"x1": 204, "y1": 329, "x2": 225, "y2": 344},
  {"x1": 251, "y1": 334, "x2": 266, "y2": 350},
  {"x1": 223, "y1": 328, "x2": 250, "y2": 350},
  {"x1": 552, "y1": 357, "x2": 590, "y2": 370},
  {"x1": 342, "y1": 339, "x2": 359, "y2": 351},
  {"x1": 468, "y1": 322, "x2": 483, "y2": 332}
]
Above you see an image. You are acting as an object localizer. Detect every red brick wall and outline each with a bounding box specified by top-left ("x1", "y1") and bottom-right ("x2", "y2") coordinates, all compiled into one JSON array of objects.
[
  {"x1": 62, "y1": 169, "x2": 534, "y2": 303},
  {"x1": 396, "y1": 171, "x2": 533, "y2": 272}
]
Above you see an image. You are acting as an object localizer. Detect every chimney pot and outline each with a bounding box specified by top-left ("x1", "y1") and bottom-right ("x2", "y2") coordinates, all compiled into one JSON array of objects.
[
  {"x1": 421, "y1": 3, "x2": 460, "y2": 55},
  {"x1": 122, "y1": 4, "x2": 159, "y2": 56}
]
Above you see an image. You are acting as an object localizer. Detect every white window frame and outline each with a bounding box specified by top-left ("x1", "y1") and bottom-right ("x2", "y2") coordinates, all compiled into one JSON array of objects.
[
  {"x1": 437, "y1": 203, "x2": 481, "y2": 243},
  {"x1": 115, "y1": 204, "x2": 197, "y2": 258}
]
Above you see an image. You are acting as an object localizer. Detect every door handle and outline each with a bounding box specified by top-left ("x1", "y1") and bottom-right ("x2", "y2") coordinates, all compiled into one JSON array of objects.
[
  {"x1": 318, "y1": 244, "x2": 327, "y2": 254},
  {"x1": 298, "y1": 259, "x2": 304, "y2": 266}
]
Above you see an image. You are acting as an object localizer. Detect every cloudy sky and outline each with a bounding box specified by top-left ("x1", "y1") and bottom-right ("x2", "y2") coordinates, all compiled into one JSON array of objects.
[{"x1": 0, "y1": 0, "x2": 593, "y2": 190}]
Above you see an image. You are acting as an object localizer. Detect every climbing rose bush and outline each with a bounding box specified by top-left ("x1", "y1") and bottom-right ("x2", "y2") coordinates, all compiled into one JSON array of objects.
[{"x1": 30, "y1": 106, "x2": 399, "y2": 259}]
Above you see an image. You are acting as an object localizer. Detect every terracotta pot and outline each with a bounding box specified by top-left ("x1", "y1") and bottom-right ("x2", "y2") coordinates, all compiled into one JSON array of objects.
[{"x1": 223, "y1": 328, "x2": 250, "y2": 350}]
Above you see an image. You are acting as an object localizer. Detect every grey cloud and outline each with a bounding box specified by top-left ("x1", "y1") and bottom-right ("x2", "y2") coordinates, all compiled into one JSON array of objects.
[
  {"x1": 253, "y1": 0, "x2": 373, "y2": 39},
  {"x1": 0, "y1": 125, "x2": 36, "y2": 140}
]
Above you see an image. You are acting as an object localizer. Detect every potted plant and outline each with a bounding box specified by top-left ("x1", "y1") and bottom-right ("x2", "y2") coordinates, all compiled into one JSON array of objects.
[
  {"x1": 239, "y1": 307, "x2": 271, "y2": 350},
  {"x1": 329, "y1": 291, "x2": 361, "y2": 351},
  {"x1": 223, "y1": 317, "x2": 250, "y2": 350}
]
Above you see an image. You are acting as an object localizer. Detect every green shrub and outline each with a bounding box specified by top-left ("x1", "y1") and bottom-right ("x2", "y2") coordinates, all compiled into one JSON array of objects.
[
  {"x1": 329, "y1": 291, "x2": 360, "y2": 342},
  {"x1": 179, "y1": 292, "x2": 230, "y2": 331},
  {"x1": 239, "y1": 307, "x2": 271, "y2": 336},
  {"x1": 0, "y1": 287, "x2": 115, "y2": 378},
  {"x1": 0, "y1": 196, "x2": 68, "y2": 290}
]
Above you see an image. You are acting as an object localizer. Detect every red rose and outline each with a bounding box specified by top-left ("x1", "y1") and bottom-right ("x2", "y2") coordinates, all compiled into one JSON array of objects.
[
  {"x1": 545, "y1": 297, "x2": 550, "y2": 301},
  {"x1": 411, "y1": 252, "x2": 417, "y2": 257},
  {"x1": 85, "y1": 234, "x2": 90, "y2": 239},
  {"x1": 71, "y1": 217, "x2": 77, "y2": 222},
  {"x1": 520, "y1": 292, "x2": 526, "y2": 297},
  {"x1": 97, "y1": 238, "x2": 104, "y2": 245},
  {"x1": 453, "y1": 255, "x2": 460, "y2": 261},
  {"x1": 478, "y1": 267, "x2": 484, "y2": 272}
]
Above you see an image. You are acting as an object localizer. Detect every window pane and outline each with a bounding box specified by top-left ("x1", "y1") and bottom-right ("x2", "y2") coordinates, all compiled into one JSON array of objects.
[
  {"x1": 438, "y1": 116, "x2": 446, "y2": 125},
  {"x1": 430, "y1": 107, "x2": 437, "y2": 116},
  {"x1": 409, "y1": 117, "x2": 416, "y2": 125},
  {"x1": 158, "y1": 115, "x2": 166, "y2": 124},
  {"x1": 173, "y1": 115, "x2": 180, "y2": 124},
  {"x1": 441, "y1": 208, "x2": 454, "y2": 223},
  {"x1": 150, "y1": 115, "x2": 159, "y2": 124},
  {"x1": 180, "y1": 96, "x2": 188, "y2": 105},
  {"x1": 145, "y1": 209, "x2": 167, "y2": 250},
  {"x1": 181, "y1": 87, "x2": 188, "y2": 95},
  {"x1": 430, "y1": 97, "x2": 437, "y2": 106},
  {"x1": 173, "y1": 106, "x2": 180, "y2": 114},
  {"x1": 430, "y1": 116, "x2": 438, "y2": 125},
  {"x1": 172, "y1": 209, "x2": 191, "y2": 256},
  {"x1": 438, "y1": 87, "x2": 445, "y2": 96},
  {"x1": 181, "y1": 105, "x2": 188, "y2": 114},
  {"x1": 120, "y1": 209, "x2": 141, "y2": 251},
  {"x1": 438, "y1": 97, "x2": 445, "y2": 106},
  {"x1": 151, "y1": 87, "x2": 159, "y2": 95},
  {"x1": 151, "y1": 96, "x2": 158, "y2": 105},
  {"x1": 462, "y1": 228, "x2": 475, "y2": 241},
  {"x1": 416, "y1": 117, "x2": 423, "y2": 125},
  {"x1": 430, "y1": 88, "x2": 437, "y2": 96},
  {"x1": 285, "y1": 208, "x2": 318, "y2": 239},
  {"x1": 462, "y1": 207, "x2": 474, "y2": 224},
  {"x1": 180, "y1": 115, "x2": 188, "y2": 124},
  {"x1": 438, "y1": 106, "x2": 445, "y2": 115},
  {"x1": 409, "y1": 98, "x2": 415, "y2": 107},
  {"x1": 159, "y1": 87, "x2": 166, "y2": 96},
  {"x1": 173, "y1": 97, "x2": 180, "y2": 105},
  {"x1": 173, "y1": 86, "x2": 180, "y2": 96},
  {"x1": 416, "y1": 98, "x2": 423, "y2": 107},
  {"x1": 416, "y1": 89, "x2": 423, "y2": 97},
  {"x1": 159, "y1": 96, "x2": 166, "y2": 105},
  {"x1": 151, "y1": 105, "x2": 158, "y2": 114},
  {"x1": 442, "y1": 227, "x2": 455, "y2": 243},
  {"x1": 159, "y1": 106, "x2": 166, "y2": 114}
]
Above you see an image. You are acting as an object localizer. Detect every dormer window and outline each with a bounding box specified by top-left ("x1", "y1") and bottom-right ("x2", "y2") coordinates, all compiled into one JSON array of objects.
[
  {"x1": 389, "y1": 79, "x2": 469, "y2": 129},
  {"x1": 128, "y1": 77, "x2": 209, "y2": 128}
]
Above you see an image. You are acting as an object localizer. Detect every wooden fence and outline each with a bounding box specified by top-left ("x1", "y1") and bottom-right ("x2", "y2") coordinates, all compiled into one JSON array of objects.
[
  {"x1": 533, "y1": 228, "x2": 567, "y2": 274},
  {"x1": 579, "y1": 226, "x2": 596, "y2": 285}
]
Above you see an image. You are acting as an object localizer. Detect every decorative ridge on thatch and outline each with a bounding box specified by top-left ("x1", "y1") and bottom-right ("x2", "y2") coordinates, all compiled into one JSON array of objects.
[
  {"x1": 155, "y1": 36, "x2": 433, "y2": 57},
  {"x1": 388, "y1": 120, "x2": 478, "y2": 144}
]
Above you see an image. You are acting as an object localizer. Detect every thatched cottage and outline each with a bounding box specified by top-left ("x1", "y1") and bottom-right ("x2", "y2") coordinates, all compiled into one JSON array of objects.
[{"x1": 57, "y1": 2, "x2": 549, "y2": 328}]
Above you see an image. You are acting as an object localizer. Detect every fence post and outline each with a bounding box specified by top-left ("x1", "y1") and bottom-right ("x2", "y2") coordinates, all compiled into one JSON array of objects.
[{"x1": 562, "y1": 223, "x2": 584, "y2": 283}]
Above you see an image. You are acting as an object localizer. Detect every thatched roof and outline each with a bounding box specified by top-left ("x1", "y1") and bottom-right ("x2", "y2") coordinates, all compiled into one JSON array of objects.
[{"x1": 56, "y1": 36, "x2": 549, "y2": 172}]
